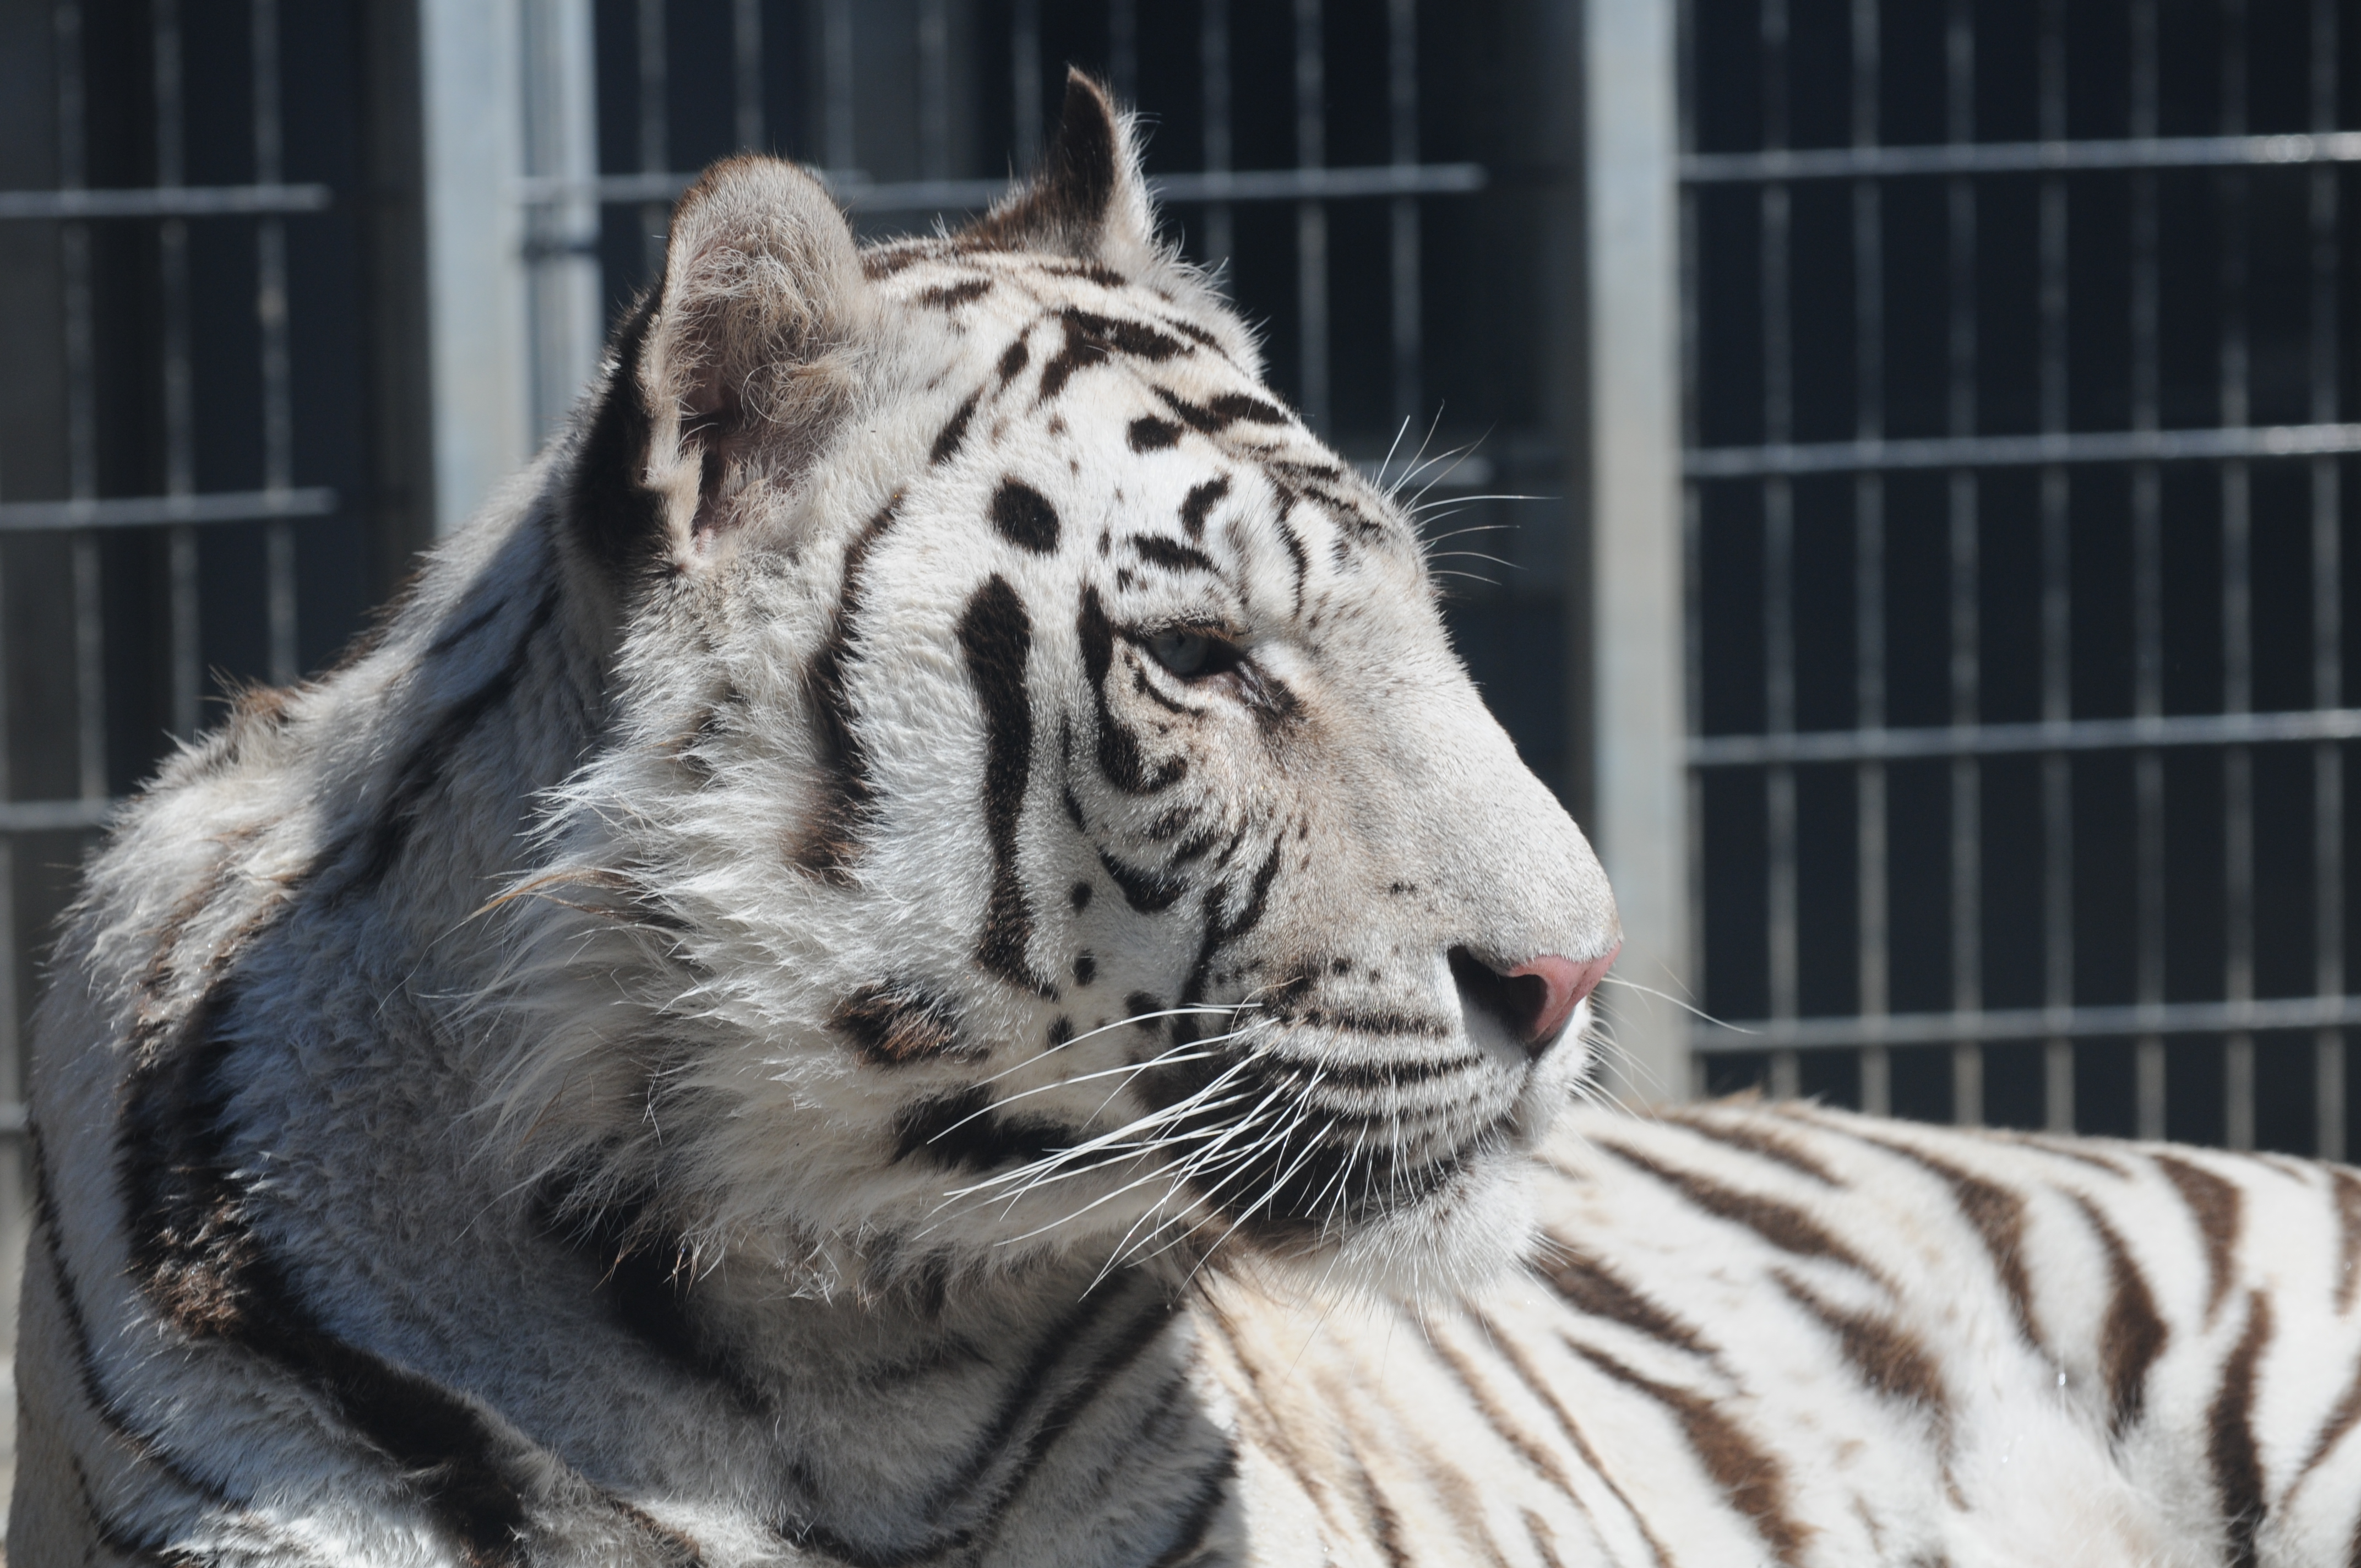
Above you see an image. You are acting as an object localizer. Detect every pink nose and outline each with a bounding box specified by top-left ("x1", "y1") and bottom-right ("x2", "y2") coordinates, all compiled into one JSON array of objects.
[{"x1": 1509, "y1": 945, "x2": 1620, "y2": 1056}]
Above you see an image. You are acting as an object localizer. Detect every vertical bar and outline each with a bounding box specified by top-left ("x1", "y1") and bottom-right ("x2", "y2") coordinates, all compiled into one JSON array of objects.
[
  {"x1": 1200, "y1": 0, "x2": 1233, "y2": 276},
  {"x1": 2130, "y1": 0, "x2": 2166, "y2": 1140},
  {"x1": 2312, "y1": 0, "x2": 2346, "y2": 1161},
  {"x1": 1292, "y1": 0, "x2": 1328, "y2": 433},
  {"x1": 637, "y1": 0, "x2": 668, "y2": 276},
  {"x1": 1851, "y1": 0, "x2": 1889, "y2": 1114},
  {"x1": 2218, "y1": 0, "x2": 2254, "y2": 1152},
  {"x1": 1759, "y1": 0, "x2": 1798, "y2": 1099},
  {"x1": 2037, "y1": 0, "x2": 2074, "y2": 1132},
  {"x1": 253, "y1": 0, "x2": 297, "y2": 685},
  {"x1": 735, "y1": 0, "x2": 764, "y2": 153},
  {"x1": 822, "y1": 0, "x2": 853, "y2": 175},
  {"x1": 1013, "y1": 0, "x2": 1043, "y2": 170},
  {"x1": 918, "y1": 0, "x2": 949, "y2": 179},
  {"x1": 521, "y1": 0, "x2": 601, "y2": 443},
  {"x1": 420, "y1": 0, "x2": 531, "y2": 535},
  {"x1": 1108, "y1": 0, "x2": 1137, "y2": 105},
  {"x1": 1387, "y1": 0, "x2": 1421, "y2": 431},
  {"x1": 155, "y1": 0, "x2": 202, "y2": 739},
  {"x1": 57, "y1": 1, "x2": 108, "y2": 801},
  {"x1": 1945, "y1": 0, "x2": 1981, "y2": 1126},
  {"x1": 1590, "y1": 0, "x2": 1691, "y2": 1103}
]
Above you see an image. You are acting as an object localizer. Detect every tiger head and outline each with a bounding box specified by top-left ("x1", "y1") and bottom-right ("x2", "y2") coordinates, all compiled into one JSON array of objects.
[{"x1": 496, "y1": 74, "x2": 1619, "y2": 1302}]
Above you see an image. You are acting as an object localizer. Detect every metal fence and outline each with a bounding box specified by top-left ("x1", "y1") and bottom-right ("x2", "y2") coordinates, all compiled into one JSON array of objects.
[
  {"x1": 1681, "y1": 0, "x2": 2361, "y2": 1151},
  {"x1": 0, "y1": 0, "x2": 425, "y2": 1496}
]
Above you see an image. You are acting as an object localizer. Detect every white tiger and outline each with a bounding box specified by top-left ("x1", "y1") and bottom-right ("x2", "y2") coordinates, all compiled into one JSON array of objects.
[{"x1": 14, "y1": 71, "x2": 2361, "y2": 1567}]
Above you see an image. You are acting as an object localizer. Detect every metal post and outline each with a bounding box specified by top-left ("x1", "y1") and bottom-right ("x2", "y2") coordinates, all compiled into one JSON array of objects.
[
  {"x1": 1587, "y1": 0, "x2": 1690, "y2": 1105},
  {"x1": 522, "y1": 0, "x2": 601, "y2": 444},
  {"x1": 420, "y1": 0, "x2": 530, "y2": 536}
]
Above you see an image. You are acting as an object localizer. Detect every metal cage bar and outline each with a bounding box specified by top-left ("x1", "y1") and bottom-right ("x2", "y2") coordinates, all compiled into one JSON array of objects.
[{"x1": 1683, "y1": 0, "x2": 2361, "y2": 1146}]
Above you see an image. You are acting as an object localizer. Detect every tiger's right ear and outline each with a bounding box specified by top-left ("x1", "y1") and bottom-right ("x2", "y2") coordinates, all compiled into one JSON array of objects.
[{"x1": 570, "y1": 155, "x2": 868, "y2": 582}]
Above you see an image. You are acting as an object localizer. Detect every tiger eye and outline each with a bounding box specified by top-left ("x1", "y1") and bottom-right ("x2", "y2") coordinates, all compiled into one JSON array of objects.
[{"x1": 1148, "y1": 630, "x2": 1212, "y2": 677}]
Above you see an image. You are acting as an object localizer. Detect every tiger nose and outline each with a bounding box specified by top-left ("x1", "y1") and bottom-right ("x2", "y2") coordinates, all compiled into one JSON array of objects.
[{"x1": 1450, "y1": 944, "x2": 1620, "y2": 1059}]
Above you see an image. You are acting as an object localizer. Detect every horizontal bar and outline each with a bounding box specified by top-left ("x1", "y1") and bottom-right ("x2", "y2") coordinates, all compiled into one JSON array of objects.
[
  {"x1": 0, "y1": 183, "x2": 333, "y2": 220},
  {"x1": 0, "y1": 1104, "x2": 23, "y2": 1136},
  {"x1": 1683, "y1": 130, "x2": 2361, "y2": 184},
  {"x1": 1695, "y1": 994, "x2": 2361, "y2": 1052},
  {"x1": 1687, "y1": 422, "x2": 2361, "y2": 478},
  {"x1": 0, "y1": 487, "x2": 337, "y2": 532},
  {"x1": 1352, "y1": 453, "x2": 1498, "y2": 491},
  {"x1": 1691, "y1": 707, "x2": 2361, "y2": 766},
  {"x1": 514, "y1": 162, "x2": 1489, "y2": 211},
  {"x1": 0, "y1": 799, "x2": 116, "y2": 833}
]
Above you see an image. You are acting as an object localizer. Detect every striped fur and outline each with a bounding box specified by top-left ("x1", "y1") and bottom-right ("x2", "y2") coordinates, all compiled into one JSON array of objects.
[{"x1": 11, "y1": 71, "x2": 2356, "y2": 1566}]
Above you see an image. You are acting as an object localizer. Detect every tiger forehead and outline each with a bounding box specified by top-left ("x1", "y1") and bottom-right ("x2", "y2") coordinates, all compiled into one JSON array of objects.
[{"x1": 876, "y1": 254, "x2": 1412, "y2": 557}]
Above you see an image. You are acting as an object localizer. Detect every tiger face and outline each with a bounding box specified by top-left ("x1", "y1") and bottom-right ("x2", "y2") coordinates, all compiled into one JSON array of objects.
[{"x1": 503, "y1": 76, "x2": 1619, "y2": 1300}]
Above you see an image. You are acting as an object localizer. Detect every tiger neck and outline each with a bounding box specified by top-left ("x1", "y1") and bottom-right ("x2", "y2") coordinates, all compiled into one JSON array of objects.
[{"x1": 679, "y1": 1250, "x2": 1232, "y2": 1559}]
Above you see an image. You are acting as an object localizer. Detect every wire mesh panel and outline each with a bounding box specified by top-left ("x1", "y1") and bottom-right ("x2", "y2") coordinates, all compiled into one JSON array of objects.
[
  {"x1": 0, "y1": 0, "x2": 425, "y2": 1485},
  {"x1": 1682, "y1": 0, "x2": 2361, "y2": 1149}
]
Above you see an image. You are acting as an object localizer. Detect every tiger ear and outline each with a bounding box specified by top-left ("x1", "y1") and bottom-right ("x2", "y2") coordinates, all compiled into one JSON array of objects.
[
  {"x1": 571, "y1": 155, "x2": 868, "y2": 579},
  {"x1": 962, "y1": 70, "x2": 1160, "y2": 273}
]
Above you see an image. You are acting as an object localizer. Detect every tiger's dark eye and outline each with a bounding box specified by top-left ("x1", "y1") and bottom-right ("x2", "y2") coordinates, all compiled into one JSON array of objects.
[{"x1": 1148, "y1": 630, "x2": 1215, "y2": 677}]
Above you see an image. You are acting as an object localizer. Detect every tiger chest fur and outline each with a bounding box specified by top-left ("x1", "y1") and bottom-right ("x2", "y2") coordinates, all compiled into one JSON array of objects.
[{"x1": 14, "y1": 70, "x2": 2361, "y2": 1568}]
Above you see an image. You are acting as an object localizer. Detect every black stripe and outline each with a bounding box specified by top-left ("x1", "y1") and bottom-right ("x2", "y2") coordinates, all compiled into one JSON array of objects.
[
  {"x1": 990, "y1": 478, "x2": 1062, "y2": 554},
  {"x1": 31, "y1": 1128, "x2": 232, "y2": 1507},
  {"x1": 834, "y1": 979, "x2": 966, "y2": 1064},
  {"x1": 1129, "y1": 416, "x2": 1183, "y2": 452},
  {"x1": 2154, "y1": 1152, "x2": 2244, "y2": 1325},
  {"x1": 792, "y1": 1285, "x2": 1131, "y2": 1562},
  {"x1": 2208, "y1": 1292, "x2": 2273, "y2": 1568},
  {"x1": 1569, "y1": 1341, "x2": 1808, "y2": 1567},
  {"x1": 1177, "y1": 839, "x2": 1285, "y2": 1014},
  {"x1": 1472, "y1": 1309, "x2": 1676, "y2": 1568},
  {"x1": 1536, "y1": 1243, "x2": 1715, "y2": 1362},
  {"x1": 1131, "y1": 535, "x2": 1219, "y2": 574},
  {"x1": 120, "y1": 969, "x2": 536, "y2": 1561},
  {"x1": 1097, "y1": 846, "x2": 1187, "y2": 914},
  {"x1": 892, "y1": 1085, "x2": 1072, "y2": 1173},
  {"x1": 315, "y1": 579, "x2": 560, "y2": 902},
  {"x1": 1078, "y1": 586, "x2": 1185, "y2": 794},
  {"x1": 1152, "y1": 385, "x2": 1288, "y2": 434},
  {"x1": 2071, "y1": 1194, "x2": 2169, "y2": 1436},
  {"x1": 795, "y1": 499, "x2": 901, "y2": 881},
  {"x1": 565, "y1": 290, "x2": 666, "y2": 582},
  {"x1": 917, "y1": 279, "x2": 991, "y2": 310},
  {"x1": 1670, "y1": 1113, "x2": 1840, "y2": 1184},
  {"x1": 1601, "y1": 1140, "x2": 1880, "y2": 1278},
  {"x1": 1037, "y1": 308, "x2": 1190, "y2": 402},
  {"x1": 930, "y1": 391, "x2": 980, "y2": 465},
  {"x1": 997, "y1": 336, "x2": 1031, "y2": 384},
  {"x1": 1819, "y1": 1121, "x2": 2046, "y2": 1357},
  {"x1": 982, "y1": 1291, "x2": 1185, "y2": 1531},
  {"x1": 1774, "y1": 1270, "x2": 1950, "y2": 1436},
  {"x1": 1178, "y1": 476, "x2": 1230, "y2": 540},
  {"x1": 531, "y1": 1172, "x2": 766, "y2": 1416},
  {"x1": 958, "y1": 576, "x2": 1055, "y2": 995},
  {"x1": 1143, "y1": 1449, "x2": 1239, "y2": 1568}
]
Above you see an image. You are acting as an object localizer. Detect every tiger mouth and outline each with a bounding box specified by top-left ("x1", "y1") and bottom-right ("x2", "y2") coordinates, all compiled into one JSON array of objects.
[{"x1": 1134, "y1": 1022, "x2": 1538, "y2": 1242}]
